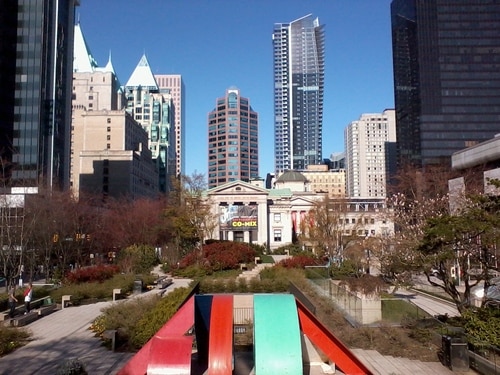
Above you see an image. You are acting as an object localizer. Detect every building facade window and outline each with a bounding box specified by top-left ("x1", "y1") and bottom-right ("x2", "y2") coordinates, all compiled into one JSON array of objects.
[{"x1": 273, "y1": 229, "x2": 282, "y2": 242}]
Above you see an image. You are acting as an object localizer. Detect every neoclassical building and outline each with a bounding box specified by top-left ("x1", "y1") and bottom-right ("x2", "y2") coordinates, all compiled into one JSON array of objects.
[{"x1": 205, "y1": 171, "x2": 393, "y2": 251}]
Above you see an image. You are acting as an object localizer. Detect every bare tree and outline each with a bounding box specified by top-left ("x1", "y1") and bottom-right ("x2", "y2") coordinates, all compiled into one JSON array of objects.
[
  {"x1": 377, "y1": 192, "x2": 449, "y2": 293},
  {"x1": 301, "y1": 196, "x2": 366, "y2": 260},
  {"x1": 163, "y1": 172, "x2": 216, "y2": 263},
  {"x1": 0, "y1": 192, "x2": 29, "y2": 291}
]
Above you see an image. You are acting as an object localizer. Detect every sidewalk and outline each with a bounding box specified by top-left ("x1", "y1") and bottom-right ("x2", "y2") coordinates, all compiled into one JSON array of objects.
[
  {"x1": 394, "y1": 289, "x2": 460, "y2": 317},
  {"x1": 0, "y1": 278, "x2": 192, "y2": 375}
]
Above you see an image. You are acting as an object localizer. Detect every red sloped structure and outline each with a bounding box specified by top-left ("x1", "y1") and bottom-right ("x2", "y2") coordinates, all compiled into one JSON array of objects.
[
  {"x1": 296, "y1": 298, "x2": 372, "y2": 375},
  {"x1": 117, "y1": 292, "x2": 373, "y2": 375},
  {"x1": 117, "y1": 295, "x2": 195, "y2": 375}
]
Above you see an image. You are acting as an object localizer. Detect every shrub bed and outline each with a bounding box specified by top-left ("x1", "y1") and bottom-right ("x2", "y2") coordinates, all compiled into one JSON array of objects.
[
  {"x1": 277, "y1": 255, "x2": 322, "y2": 269},
  {"x1": 0, "y1": 325, "x2": 30, "y2": 357},
  {"x1": 179, "y1": 242, "x2": 257, "y2": 272},
  {"x1": 65, "y1": 265, "x2": 120, "y2": 284},
  {"x1": 50, "y1": 274, "x2": 137, "y2": 305},
  {"x1": 91, "y1": 286, "x2": 192, "y2": 350}
]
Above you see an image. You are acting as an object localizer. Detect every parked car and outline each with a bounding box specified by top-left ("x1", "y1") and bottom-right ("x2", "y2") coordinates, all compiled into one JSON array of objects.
[
  {"x1": 467, "y1": 268, "x2": 500, "y2": 279},
  {"x1": 471, "y1": 277, "x2": 500, "y2": 308},
  {"x1": 430, "y1": 268, "x2": 442, "y2": 279}
]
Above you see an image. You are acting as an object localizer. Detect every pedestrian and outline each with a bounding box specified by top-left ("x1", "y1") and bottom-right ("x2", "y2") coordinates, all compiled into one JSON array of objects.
[
  {"x1": 8, "y1": 285, "x2": 18, "y2": 318},
  {"x1": 24, "y1": 282, "x2": 33, "y2": 314}
]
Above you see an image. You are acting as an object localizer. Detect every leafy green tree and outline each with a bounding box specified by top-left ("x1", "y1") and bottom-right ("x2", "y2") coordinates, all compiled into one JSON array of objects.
[
  {"x1": 417, "y1": 191, "x2": 500, "y2": 313},
  {"x1": 118, "y1": 244, "x2": 158, "y2": 274}
]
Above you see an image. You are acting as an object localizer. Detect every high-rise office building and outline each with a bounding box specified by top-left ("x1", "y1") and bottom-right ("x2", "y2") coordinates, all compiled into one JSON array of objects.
[
  {"x1": 125, "y1": 56, "x2": 176, "y2": 193},
  {"x1": 345, "y1": 110, "x2": 396, "y2": 198},
  {"x1": 391, "y1": 0, "x2": 500, "y2": 168},
  {"x1": 0, "y1": 0, "x2": 79, "y2": 191},
  {"x1": 155, "y1": 75, "x2": 185, "y2": 177},
  {"x1": 272, "y1": 14, "x2": 325, "y2": 174},
  {"x1": 207, "y1": 88, "x2": 259, "y2": 189}
]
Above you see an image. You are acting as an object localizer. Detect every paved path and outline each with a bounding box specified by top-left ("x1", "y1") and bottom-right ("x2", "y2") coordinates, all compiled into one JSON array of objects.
[
  {"x1": 0, "y1": 278, "x2": 192, "y2": 375},
  {"x1": 395, "y1": 289, "x2": 460, "y2": 317}
]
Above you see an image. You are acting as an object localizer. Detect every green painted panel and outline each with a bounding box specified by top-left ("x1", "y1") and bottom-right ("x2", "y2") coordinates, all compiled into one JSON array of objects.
[{"x1": 253, "y1": 294, "x2": 302, "y2": 375}]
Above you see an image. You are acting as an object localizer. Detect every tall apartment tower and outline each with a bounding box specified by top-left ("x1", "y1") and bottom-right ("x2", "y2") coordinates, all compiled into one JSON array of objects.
[
  {"x1": 345, "y1": 110, "x2": 396, "y2": 198},
  {"x1": 272, "y1": 14, "x2": 325, "y2": 174},
  {"x1": 208, "y1": 88, "x2": 259, "y2": 189},
  {"x1": 0, "y1": 0, "x2": 79, "y2": 191},
  {"x1": 391, "y1": 0, "x2": 500, "y2": 168},
  {"x1": 125, "y1": 56, "x2": 176, "y2": 193},
  {"x1": 155, "y1": 75, "x2": 185, "y2": 177}
]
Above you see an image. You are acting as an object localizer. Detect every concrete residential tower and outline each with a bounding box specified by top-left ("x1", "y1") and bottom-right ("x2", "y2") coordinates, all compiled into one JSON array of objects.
[
  {"x1": 208, "y1": 88, "x2": 259, "y2": 189},
  {"x1": 272, "y1": 14, "x2": 325, "y2": 174},
  {"x1": 345, "y1": 110, "x2": 396, "y2": 198}
]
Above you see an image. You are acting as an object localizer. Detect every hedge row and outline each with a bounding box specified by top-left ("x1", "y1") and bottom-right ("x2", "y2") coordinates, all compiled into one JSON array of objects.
[{"x1": 91, "y1": 286, "x2": 192, "y2": 350}]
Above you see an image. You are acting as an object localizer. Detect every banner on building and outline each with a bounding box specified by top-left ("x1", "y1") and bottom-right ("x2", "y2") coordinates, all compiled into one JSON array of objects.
[{"x1": 219, "y1": 204, "x2": 258, "y2": 231}]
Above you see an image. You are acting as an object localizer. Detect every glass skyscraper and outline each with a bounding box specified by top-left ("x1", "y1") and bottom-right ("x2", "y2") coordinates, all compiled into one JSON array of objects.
[
  {"x1": 272, "y1": 14, "x2": 325, "y2": 174},
  {"x1": 391, "y1": 0, "x2": 500, "y2": 168},
  {"x1": 0, "y1": 0, "x2": 79, "y2": 190}
]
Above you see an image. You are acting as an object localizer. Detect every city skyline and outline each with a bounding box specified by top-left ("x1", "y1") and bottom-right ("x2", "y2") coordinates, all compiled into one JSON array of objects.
[{"x1": 78, "y1": 0, "x2": 395, "y2": 178}]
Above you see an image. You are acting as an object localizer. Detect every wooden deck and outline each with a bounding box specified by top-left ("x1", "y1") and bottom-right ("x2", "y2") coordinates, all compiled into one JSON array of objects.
[{"x1": 351, "y1": 349, "x2": 456, "y2": 375}]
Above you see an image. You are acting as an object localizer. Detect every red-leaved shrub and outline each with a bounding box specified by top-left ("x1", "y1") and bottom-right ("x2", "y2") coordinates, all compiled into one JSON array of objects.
[
  {"x1": 65, "y1": 264, "x2": 120, "y2": 284},
  {"x1": 179, "y1": 241, "x2": 257, "y2": 272},
  {"x1": 277, "y1": 255, "x2": 320, "y2": 269}
]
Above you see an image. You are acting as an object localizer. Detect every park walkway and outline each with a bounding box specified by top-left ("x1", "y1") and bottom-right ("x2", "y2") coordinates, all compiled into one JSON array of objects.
[{"x1": 0, "y1": 277, "x2": 192, "y2": 375}]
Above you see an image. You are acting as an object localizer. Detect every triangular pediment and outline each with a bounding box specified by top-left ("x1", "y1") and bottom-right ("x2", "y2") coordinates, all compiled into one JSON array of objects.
[
  {"x1": 207, "y1": 180, "x2": 268, "y2": 196},
  {"x1": 290, "y1": 195, "x2": 321, "y2": 206}
]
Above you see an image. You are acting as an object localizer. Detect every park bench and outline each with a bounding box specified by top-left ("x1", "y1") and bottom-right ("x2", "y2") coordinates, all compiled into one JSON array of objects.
[
  {"x1": 11, "y1": 311, "x2": 38, "y2": 327},
  {"x1": 0, "y1": 295, "x2": 50, "y2": 321},
  {"x1": 154, "y1": 276, "x2": 167, "y2": 285},
  {"x1": 158, "y1": 278, "x2": 173, "y2": 290},
  {"x1": 36, "y1": 297, "x2": 57, "y2": 317},
  {"x1": 38, "y1": 303, "x2": 57, "y2": 317},
  {"x1": 30, "y1": 296, "x2": 54, "y2": 309}
]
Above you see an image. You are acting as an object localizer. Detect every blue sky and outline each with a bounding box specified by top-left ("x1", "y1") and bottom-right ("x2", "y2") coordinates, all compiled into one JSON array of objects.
[{"x1": 78, "y1": 0, "x2": 395, "y2": 178}]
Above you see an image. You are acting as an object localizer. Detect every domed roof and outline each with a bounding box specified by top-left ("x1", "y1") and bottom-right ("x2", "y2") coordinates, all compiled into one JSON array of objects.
[{"x1": 276, "y1": 170, "x2": 308, "y2": 182}]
